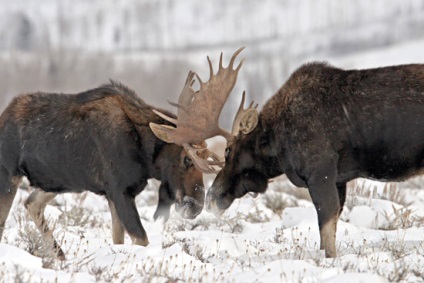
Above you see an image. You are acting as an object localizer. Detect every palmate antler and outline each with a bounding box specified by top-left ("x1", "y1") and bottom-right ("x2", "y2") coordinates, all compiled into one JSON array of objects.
[{"x1": 149, "y1": 47, "x2": 258, "y2": 173}]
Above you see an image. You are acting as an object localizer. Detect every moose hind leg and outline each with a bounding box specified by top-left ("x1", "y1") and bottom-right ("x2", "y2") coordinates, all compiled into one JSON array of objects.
[
  {"x1": 107, "y1": 198, "x2": 125, "y2": 244},
  {"x1": 0, "y1": 176, "x2": 22, "y2": 241},
  {"x1": 24, "y1": 190, "x2": 65, "y2": 260},
  {"x1": 110, "y1": 193, "x2": 149, "y2": 246}
]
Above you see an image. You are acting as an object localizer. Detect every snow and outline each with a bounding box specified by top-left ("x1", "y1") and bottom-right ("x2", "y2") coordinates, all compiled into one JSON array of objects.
[
  {"x1": 2, "y1": 172, "x2": 424, "y2": 282},
  {"x1": 0, "y1": 3, "x2": 424, "y2": 283}
]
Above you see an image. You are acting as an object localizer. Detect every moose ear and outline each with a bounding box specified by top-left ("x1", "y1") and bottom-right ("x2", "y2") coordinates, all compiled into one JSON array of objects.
[
  {"x1": 149, "y1": 123, "x2": 176, "y2": 143},
  {"x1": 238, "y1": 109, "x2": 258, "y2": 135}
]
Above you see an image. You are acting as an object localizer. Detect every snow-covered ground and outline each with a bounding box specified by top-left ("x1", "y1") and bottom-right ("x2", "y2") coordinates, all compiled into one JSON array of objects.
[
  {"x1": 2, "y1": 175, "x2": 424, "y2": 282},
  {"x1": 1, "y1": 40, "x2": 424, "y2": 283}
]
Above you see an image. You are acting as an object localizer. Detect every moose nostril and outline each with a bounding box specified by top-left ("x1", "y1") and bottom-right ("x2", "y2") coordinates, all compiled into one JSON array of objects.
[{"x1": 195, "y1": 184, "x2": 205, "y2": 192}]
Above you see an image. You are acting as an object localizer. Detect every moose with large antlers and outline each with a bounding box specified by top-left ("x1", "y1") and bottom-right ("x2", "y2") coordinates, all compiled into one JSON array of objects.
[
  {"x1": 0, "y1": 81, "x2": 211, "y2": 259},
  {"x1": 152, "y1": 47, "x2": 424, "y2": 258}
]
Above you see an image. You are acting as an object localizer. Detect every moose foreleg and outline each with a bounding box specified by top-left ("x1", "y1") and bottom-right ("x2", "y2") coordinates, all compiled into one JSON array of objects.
[
  {"x1": 318, "y1": 209, "x2": 339, "y2": 258},
  {"x1": 109, "y1": 193, "x2": 149, "y2": 246},
  {"x1": 153, "y1": 183, "x2": 174, "y2": 221},
  {"x1": 306, "y1": 160, "x2": 340, "y2": 258}
]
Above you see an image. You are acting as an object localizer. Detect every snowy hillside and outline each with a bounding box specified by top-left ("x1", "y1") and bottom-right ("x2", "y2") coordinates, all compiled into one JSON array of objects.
[
  {"x1": 0, "y1": 0, "x2": 424, "y2": 129},
  {"x1": 0, "y1": 39, "x2": 424, "y2": 282},
  {"x1": 1, "y1": 0, "x2": 424, "y2": 52}
]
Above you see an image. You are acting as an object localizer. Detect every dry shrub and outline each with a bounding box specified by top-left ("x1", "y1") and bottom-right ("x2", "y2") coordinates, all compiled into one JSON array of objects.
[
  {"x1": 346, "y1": 181, "x2": 411, "y2": 210},
  {"x1": 345, "y1": 180, "x2": 424, "y2": 230},
  {"x1": 16, "y1": 223, "x2": 58, "y2": 268}
]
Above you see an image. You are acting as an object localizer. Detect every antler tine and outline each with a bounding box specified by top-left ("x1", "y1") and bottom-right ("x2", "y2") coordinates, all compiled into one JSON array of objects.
[
  {"x1": 155, "y1": 71, "x2": 197, "y2": 127},
  {"x1": 184, "y1": 143, "x2": 224, "y2": 164},
  {"x1": 238, "y1": 91, "x2": 247, "y2": 112},
  {"x1": 247, "y1": 100, "x2": 258, "y2": 109},
  {"x1": 175, "y1": 71, "x2": 197, "y2": 118},
  {"x1": 235, "y1": 91, "x2": 256, "y2": 117},
  {"x1": 228, "y1": 47, "x2": 245, "y2": 70},
  {"x1": 153, "y1": 109, "x2": 178, "y2": 125},
  {"x1": 183, "y1": 143, "x2": 223, "y2": 174},
  {"x1": 181, "y1": 70, "x2": 195, "y2": 88},
  {"x1": 190, "y1": 77, "x2": 196, "y2": 87},
  {"x1": 207, "y1": 56, "x2": 214, "y2": 80},
  {"x1": 179, "y1": 70, "x2": 196, "y2": 100},
  {"x1": 235, "y1": 58, "x2": 245, "y2": 73},
  {"x1": 165, "y1": 71, "x2": 195, "y2": 108},
  {"x1": 219, "y1": 52, "x2": 223, "y2": 70},
  {"x1": 167, "y1": 99, "x2": 187, "y2": 113},
  {"x1": 207, "y1": 150, "x2": 224, "y2": 164},
  {"x1": 194, "y1": 72, "x2": 203, "y2": 85}
]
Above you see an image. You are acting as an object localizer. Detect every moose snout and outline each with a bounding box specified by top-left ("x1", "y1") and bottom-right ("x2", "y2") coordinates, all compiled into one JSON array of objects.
[
  {"x1": 175, "y1": 195, "x2": 204, "y2": 219},
  {"x1": 205, "y1": 189, "x2": 225, "y2": 217}
]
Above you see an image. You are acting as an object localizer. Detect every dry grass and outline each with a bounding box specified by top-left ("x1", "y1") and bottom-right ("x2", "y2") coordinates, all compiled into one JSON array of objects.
[
  {"x1": 58, "y1": 206, "x2": 91, "y2": 228},
  {"x1": 1, "y1": 174, "x2": 423, "y2": 282},
  {"x1": 345, "y1": 180, "x2": 424, "y2": 230},
  {"x1": 346, "y1": 180, "x2": 413, "y2": 209},
  {"x1": 261, "y1": 175, "x2": 311, "y2": 219},
  {"x1": 13, "y1": 213, "x2": 58, "y2": 268}
]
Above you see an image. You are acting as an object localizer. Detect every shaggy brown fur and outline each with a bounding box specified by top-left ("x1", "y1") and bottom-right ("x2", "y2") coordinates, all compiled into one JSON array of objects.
[
  {"x1": 207, "y1": 62, "x2": 424, "y2": 258},
  {"x1": 0, "y1": 81, "x2": 205, "y2": 259}
]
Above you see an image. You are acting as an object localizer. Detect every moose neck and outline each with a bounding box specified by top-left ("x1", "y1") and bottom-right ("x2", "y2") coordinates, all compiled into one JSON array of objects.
[
  {"x1": 245, "y1": 118, "x2": 284, "y2": 180},
  {"x1": 145, "y1": 106, "x2": 180, "y2": 180}
]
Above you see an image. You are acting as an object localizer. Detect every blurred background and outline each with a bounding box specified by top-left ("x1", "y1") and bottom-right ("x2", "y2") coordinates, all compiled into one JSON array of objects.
[{"x1": 0, "y1": 0, "x2": 424, "y2": 128}]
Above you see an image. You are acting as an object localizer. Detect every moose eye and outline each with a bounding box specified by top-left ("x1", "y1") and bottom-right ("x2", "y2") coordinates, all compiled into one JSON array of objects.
[
  {"x1": 225, "y1": 148, "x2": 230, "y2": 160},
  {"x1": 183, "y1": 156, "x2": 193, "y2": 168}
]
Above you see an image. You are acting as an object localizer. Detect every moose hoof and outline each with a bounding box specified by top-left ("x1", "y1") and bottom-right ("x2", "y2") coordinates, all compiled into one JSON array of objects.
[
  {"x1": 55, "y1": 248, "x2": 66, "y2": 261},
  {"x1": 133, "y1": 237, "x2": 149, "y2": 247},
  {"x1": 153, "y1": 208, "x2": 170, "y2": 222}
]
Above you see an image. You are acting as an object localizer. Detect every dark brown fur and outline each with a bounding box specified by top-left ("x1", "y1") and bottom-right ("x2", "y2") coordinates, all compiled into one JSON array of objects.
[
  {"x1": 0, "y1": 81, "x2": 205, "y2": 259},
  {"x1": 207, "y1": 62, "x2": 424, "y2": 257}
]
